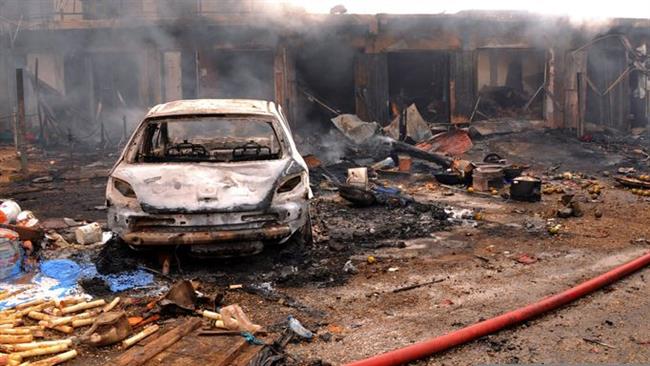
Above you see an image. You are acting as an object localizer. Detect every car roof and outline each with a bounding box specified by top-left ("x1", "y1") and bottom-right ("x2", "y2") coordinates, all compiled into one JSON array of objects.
[{"x1": 145, "y1": 99, "x2": 279, "y2": 119}]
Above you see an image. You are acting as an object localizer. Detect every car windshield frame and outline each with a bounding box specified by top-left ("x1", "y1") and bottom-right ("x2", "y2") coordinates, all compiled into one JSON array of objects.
[{"x1": 131, "y1": 114, "x2": 286, "y2": 164}]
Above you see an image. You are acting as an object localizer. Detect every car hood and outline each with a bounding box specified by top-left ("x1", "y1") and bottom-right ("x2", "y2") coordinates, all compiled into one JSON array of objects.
[{"x1": 112, "y1": 159, "x2": 297, "y2": 213}]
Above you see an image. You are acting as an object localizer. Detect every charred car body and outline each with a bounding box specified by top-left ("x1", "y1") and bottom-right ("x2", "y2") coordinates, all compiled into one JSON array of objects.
[{"x1": 106, "y1": 99, "x2": 312, "y2": 256}]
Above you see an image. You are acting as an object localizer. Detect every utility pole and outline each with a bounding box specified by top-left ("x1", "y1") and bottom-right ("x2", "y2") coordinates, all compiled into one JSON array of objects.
[{"x1": 15, "y1": 68, "x2": 28, "y2": 172}]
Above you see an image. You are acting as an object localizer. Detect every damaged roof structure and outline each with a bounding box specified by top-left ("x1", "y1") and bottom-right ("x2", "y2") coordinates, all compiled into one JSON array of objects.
[{"x1": 0, "y1": 1, "x2": 649, "y2": 145}]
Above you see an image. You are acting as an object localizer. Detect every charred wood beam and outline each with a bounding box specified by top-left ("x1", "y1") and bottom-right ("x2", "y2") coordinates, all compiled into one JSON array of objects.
[{"x1": 382, "y1": 137, "x2": 453, "y2": 168}]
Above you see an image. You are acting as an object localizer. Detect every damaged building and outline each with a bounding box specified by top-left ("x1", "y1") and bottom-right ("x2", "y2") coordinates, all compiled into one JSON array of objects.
[
  {"x1": 0, "y1": 1, "x2": 649, "y2": 147},
  {"x1": 1, "y1": 2, "x2": 650, "y2": 366}
]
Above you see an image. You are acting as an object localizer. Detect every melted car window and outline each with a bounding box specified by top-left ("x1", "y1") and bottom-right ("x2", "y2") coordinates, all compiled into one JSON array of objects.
[{"x1": 138, "y1": 117, "x2": 282, "y2": 163}]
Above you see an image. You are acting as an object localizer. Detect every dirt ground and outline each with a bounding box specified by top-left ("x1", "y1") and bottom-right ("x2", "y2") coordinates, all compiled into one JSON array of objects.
[{"x1": 1, "y1": 129, "x2": 650, "y2": 365}]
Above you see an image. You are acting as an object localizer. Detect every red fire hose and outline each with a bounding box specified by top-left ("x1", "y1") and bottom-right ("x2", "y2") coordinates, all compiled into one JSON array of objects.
[{"x1": 346, "y1": 251, "x2": 650, "y2": 366}]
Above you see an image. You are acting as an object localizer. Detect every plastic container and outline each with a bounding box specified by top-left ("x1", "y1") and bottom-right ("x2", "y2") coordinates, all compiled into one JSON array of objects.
[
  {"x1": 16, "y1": 210, "x2": 39, "y2": 227},
  {"x1": 371, "y1": 157, "x2": 395, "y2": 170},
  {"x1": 0, "y1": 200, "x2": 21, "y2": 224},
  {"x1": 472, "y1": 166, "x2": 504, "y2": 192},
  {"x1": 397, "y1": 154, "x2": 412, "y2": 172},
  {"x1": 347, "y1": 167, "x2": 368, "y2": 190},
  {"x1": 75, "y1": 222, "x2": 103, "y2": 244},
  {"x1": 288, "y1": 315, "x2": 313, "y2": 339},
  {"x1": 0, "y1": 229, "x2": 22, "y2": 280}
]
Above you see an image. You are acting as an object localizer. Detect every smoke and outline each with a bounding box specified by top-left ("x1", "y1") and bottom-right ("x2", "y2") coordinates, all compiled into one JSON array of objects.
[
  {"x1": 0, "y1": 0, "x2": 645, "y2": 154},
  {"x1": 284, "y1": 0, "x2": 650, "y2": 20}
]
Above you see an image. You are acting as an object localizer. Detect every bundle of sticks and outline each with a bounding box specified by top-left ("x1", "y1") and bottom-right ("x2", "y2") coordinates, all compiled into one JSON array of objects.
[{"x1": 0, "y1": 294, "x2": 120, "y2": 366}]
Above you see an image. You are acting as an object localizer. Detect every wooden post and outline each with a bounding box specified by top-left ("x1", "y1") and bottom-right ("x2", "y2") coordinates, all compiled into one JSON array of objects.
[
  {"x1": 15, "y1": 68, "x2": 27, "y2": 172},
  {"x1": 577, "y1": 72, "x2": 586, "y2": 138},
  {"x1": 35, "y1": 58, "x2": 46, "y2": 147},
  {"x1": 122, "y1": 115, "x2": 127, "y2": 145},
  {"x1": 86, "y1": 56, "x2": 95, "y2": 125}
]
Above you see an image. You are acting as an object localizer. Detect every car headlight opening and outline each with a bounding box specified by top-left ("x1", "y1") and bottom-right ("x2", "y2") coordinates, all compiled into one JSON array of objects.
[{"x1": 114, "y1": 178, "x2": 137, "y2": 198}]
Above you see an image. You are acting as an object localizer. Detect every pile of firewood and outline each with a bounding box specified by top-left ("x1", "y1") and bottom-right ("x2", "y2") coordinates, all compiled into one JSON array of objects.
[{"x1": 0, "y1": 294, "x2": 120, "y2": 366}]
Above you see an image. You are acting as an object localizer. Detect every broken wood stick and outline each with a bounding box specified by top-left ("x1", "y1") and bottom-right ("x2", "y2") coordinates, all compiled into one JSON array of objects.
[
  {"x1": 48, "y1": 310, "x2": 96, "y2": 327},
  {"x1": 27, "y1": 312, "x2": 51, "y2": 322},
  {"x1": 14, "y1": 343, "x2": 69, "y2": 359},
  {"x1": 114, "y1": 317, "x2": 202, "y2": 366},
  {"x1": 469, "y1": 95, "x2": 481, "y2": 122},
  {"x1": 30, "y1": 349, "x2": 77, "y2": 366},
  {"x1": 103, "y1": 297, "x2": 120, "y2": 313},
  {"x1": 16, "y1": 302, "x2": 54, "y2": 318},
  {"x1": 0, "y1": 329, "x2": 31, "y2": 335},
  {"x1": 71, "y1": 317, "x2": 95, "y2": 328},
  {"x1": 61, "y1": 299, "x2": 105, "y2": 315},
  {"x1": 0, "y1": 319, "x2": 21, "y2": 326},
  {"x1": 3, "y1": 354, "x2": 21, "y2": 366},
  {"x1": 198, "y1": 310, "x2": 221, "y2": 321},
  {"x1": 0, "y1": 334, "x2": 33, "y2": 344},
  {"x1": 391, "y1": 278, "x2": 444, "y2": 293},
  {"x1": 3, "y1": 340, "x2": 72, "y2": 353},
  {"x1": 15, "y1": 299, "x2": 45, "y2": 311},
  {"x1": 37, "y1": 322, "x2": 73, "y2": 335},
  {"x1": 0, "y1": 319, "x2": 23, "y2": 329},
  {"x1": 12, "y1": 327, "x2": 42, "y2": 332},
  {"x1": 583, "y1": 337, "x2": 616, "y2": 349},
  {"x1": 121, "y1": 325, "x2": 159, "y2": 349},
  {"x1": 45, "y1": 316, "x2": 74, "y2": 328},
  {"x1": 54, "y1": 297, "x2": 84, "y2": 309}
]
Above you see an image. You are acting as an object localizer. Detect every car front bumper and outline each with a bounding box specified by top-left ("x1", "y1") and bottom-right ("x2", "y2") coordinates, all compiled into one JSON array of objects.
[
  {"x1": 122, "y1": 223, "x2": 293, "y2": 246},
  {"x1": 108, "y1": 201, "x2": 307, "y2": 249}
]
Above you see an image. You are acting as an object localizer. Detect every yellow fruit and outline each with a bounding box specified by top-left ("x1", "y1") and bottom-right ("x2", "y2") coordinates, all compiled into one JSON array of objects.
[
  {"x1": 467, "y1": 187, "x2": 475, "y2": 193},
  {"x1": 548, "y1": 225, "x2": 561, "y2": 235},
  {"x1": 367, "y1": 256, "x2": 376, "y2": 264}
]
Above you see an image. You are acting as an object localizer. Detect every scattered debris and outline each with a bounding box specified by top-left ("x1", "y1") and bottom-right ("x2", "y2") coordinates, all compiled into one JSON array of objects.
[
  {"x1": 287, "y1": 315, "x2": 313, "y2": 340},
  {"x1": 114, "y1": 317, "x2": 202, "y2": 366},
  {"x1": 391, "y1": 278, "x2": 444, "y2": 294},
  {"x1": 583, "y1": 337, "x2": 616, "y2": 349},
  {"x1": 515, "y1": 254, "x2": 538, "y2": 265}
]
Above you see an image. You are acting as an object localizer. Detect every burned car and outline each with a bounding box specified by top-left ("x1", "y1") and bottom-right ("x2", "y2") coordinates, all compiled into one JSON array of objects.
[{"x1": 106, "y1": 99, "x2": 312, "y2": 256}]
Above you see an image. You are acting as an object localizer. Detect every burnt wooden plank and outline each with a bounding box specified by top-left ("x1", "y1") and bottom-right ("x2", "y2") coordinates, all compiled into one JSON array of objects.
[
  {"x1": 230, "y1": 342, "x2": 264, "y2": 366},
  {"x1": 450, "y1": 50, "x2": 476, "y2": 123},
  {"x1": 355, "y1": 53, "x2": 389, "y2": 124},
  {"x1": 113, "y1": 317, "x2": 202, "y2": 366}
]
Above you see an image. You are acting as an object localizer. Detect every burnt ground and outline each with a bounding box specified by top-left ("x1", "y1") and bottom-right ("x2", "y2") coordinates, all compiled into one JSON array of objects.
[{"x1": 1, "y1": 129, "x2": 650, "y2": 365}]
